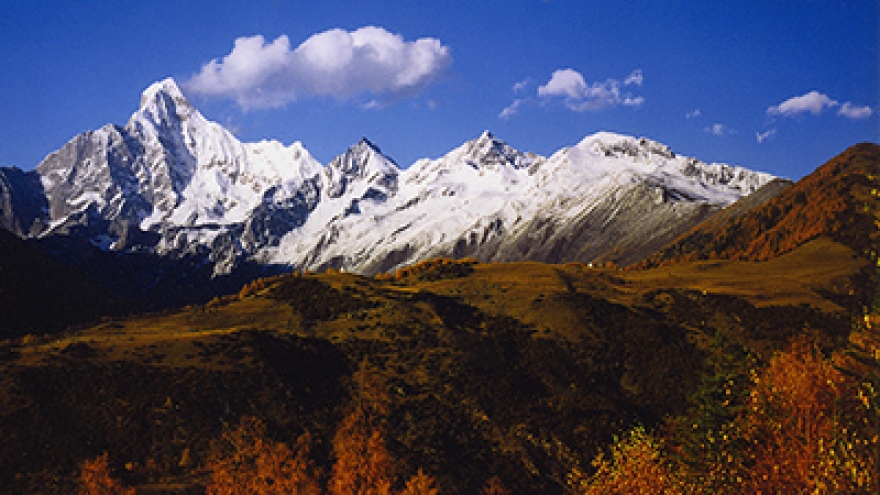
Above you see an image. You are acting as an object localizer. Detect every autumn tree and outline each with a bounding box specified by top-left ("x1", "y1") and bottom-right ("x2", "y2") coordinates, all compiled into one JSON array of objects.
[
  {"x1": 667, "y1": 333, "x2": 754, "y2": 493},
  {"x1": 205, "y1": 416, "x2": 321, "y2": 495},
  {"x1": 77, "y1": 452, "x2": 135, "y2": 495},
  {"x1": 740, "y1": 337, "x2": 873, "y2": 493},
  {"x1": 570, "y1": 426, "x2": 682, "y2": 495},
  {"x1": 328, "y1": 363, "x2": 396, "y2": 495},
  {"x1": 399, "y1": 469, "x2": 439, "y2": 495},
  {"x1": 480, "y1": 475, "x2": 510, "y2": 495},
  {"x1": 831, "y1": 312, "x2": 880, "y2": 491}
]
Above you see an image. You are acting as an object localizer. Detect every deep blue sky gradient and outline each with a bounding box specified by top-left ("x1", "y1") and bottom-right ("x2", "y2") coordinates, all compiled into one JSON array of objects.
[{"x1": 1, "y1": 0, "x2": 877, "y2": 179}]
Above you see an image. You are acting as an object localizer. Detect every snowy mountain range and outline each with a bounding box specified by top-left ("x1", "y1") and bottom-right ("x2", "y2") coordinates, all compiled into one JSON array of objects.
[{"x1": 0, "y1": 78, "x2": 777, "y2": 278}]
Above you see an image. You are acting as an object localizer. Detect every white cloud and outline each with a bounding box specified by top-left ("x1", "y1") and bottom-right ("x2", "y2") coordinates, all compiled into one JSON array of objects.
[
  {"x1": 686, "y1": 109, "x2": 701, "y2": 119},
  {"x1": 499, "y1": 99, "x2": 524, "y2": 120},
  {"x1": 838, "y1": 101, "x2": 873, "y2": 120},
  {"x1": 767, "y1": 90, "x2": 838, "y2": 117},
  {"x1": 186, "y1": 26, "x2": 452, "y2": 109},
  {"x1": 704, "y1": 123, "x2": 734, "y2": 136},
  {"x1": 361, "y1": 99, "x2": 384, "y2": 110},
  {"x1": 512, "y1": 78, "x2": 531, "y2": 93},
  {"x1": 536, "y1": 68, "x2": 644, "y2": 112},
  {"x1": 624, "y1": 69, "x2": 643, "y2": 87},
  {"x1": 756, "y1": 129, "x2": 776, "y2": 144},
  {"x1": 538, "y1": 69, "x2": 587, "y2": 99}
]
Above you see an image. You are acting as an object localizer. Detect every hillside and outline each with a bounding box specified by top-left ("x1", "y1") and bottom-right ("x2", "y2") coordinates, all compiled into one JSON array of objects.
[
  {"x1": 656, "y1": 142, "x2": 880, "y2": 263},
  {"x1": 0, "y1": 228, "x2": 123, "y2": 340},
  {"x1": 0, "y1": 245, "x2": 866, "y2": 493}
]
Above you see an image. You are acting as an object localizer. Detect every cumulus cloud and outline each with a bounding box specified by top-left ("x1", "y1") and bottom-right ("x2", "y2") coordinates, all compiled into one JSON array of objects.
[
  {"x1": 186, "y1": 26, "x2": 452, "y2": 109},
  {"x1": 767, "y1": 90, "x2": 838, "y2": 117},
  {"x1": 838, "y1": 102, "x2": 873, "y2": 119},
  {"x1": 536, "y1": 68, "x2": 644, "y2": 112},
  {"x1": 766, "y1": 90, "x2": 874, "y2": 122},
  {"x1": 756, "y1": 129, "x2": 777, "y2": 144},
  {"x1": 538, "y1": 68, "x2": 587, "y2": 99}
]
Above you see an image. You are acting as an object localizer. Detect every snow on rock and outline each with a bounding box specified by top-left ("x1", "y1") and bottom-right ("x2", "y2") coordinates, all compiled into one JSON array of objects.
[{"x1": 17, "y1": 78, "x2": 777, "y2": 277}]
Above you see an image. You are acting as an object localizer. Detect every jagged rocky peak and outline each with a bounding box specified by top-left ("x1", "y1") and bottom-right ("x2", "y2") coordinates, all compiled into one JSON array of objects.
[
  {"x1": 325, "y1": 137, "x2": 400, "y2": 198},
  {"x1": 331, "y1": 138, "x2": 399, "y2": 177}
]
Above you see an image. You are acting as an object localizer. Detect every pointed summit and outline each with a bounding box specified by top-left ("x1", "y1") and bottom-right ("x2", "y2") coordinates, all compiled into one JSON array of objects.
[
  {"x1": 352, "y1": 137, "x2": 386, "y2": 156},
  {"x1": 458, "y1": 131, "x2": 536, "y2": 170},
  {"x1": 139, "y1": 78, "x2": 189, "y2": 110},
  {"x1": 128, "y1": 78, "x2": 206, "y2": 137},
  {"x1": 325, "y1": 138, "x2": 399, "y2": 198}
]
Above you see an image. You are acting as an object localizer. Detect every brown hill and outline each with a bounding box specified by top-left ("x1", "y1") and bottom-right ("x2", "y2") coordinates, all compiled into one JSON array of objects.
[{"x1": 655, "y1": 142, "x2": 880, "y2": 263}]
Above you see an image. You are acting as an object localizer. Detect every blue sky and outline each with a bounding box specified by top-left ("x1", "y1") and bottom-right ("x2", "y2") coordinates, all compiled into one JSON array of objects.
[{"x1": 1, "y1": 1, "x2": 877, "y2": 179}]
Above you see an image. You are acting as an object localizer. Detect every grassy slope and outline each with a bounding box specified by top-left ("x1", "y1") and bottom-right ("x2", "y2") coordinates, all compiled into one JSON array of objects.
[
  {"x1": 657, "y1": 142, "x2": 880, "y2": 263},
  {"x1": 0, "y1": 238, "x2": 866, "y2": 493}
]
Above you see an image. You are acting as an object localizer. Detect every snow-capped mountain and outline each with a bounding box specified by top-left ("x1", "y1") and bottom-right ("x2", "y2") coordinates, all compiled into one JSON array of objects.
[
  {"x1": 12, "y1": 78, "x2": 320, "y2": 272},
  {"x1": 269, "y1": 130, "x2": 774, "y2": 273},
  {"x1": 0, "y1": 78, "x2": 776, "y2": 280}
]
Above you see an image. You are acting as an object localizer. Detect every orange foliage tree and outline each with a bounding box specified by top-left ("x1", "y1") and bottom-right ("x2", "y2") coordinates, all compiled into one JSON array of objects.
[
  {"x1": 480, "y1": 475, "x2": 510, "y2": 495},
  {"x1": 328, "y1": 363, "x2": 439, "y2": 495},
  {"x1": 570, "y1": 426, "x2": 682, "y2": 495},
  {"x1": 328, "y1": 405, "x2": 395, "y2": 495},
  {"x1": 399, "y1": 469, "x2": 439, "y2": 495},
  {"x1": 740, "y1": 337, "x2": 873, "y2": 493},
  {"x1": 205, "y1": 416, "x2": 321, "y2": 495},
  {"x1": 574, "y1": 329, "x2": 879, "y2": 494},
  {"x1": 77, "y1": 452, "x2": 135, "y2": 495}
]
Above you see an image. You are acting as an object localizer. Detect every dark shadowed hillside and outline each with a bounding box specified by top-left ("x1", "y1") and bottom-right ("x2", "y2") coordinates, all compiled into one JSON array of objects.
[{"x1": 0, "y1": 228, "x2": 122, "y2": 339}]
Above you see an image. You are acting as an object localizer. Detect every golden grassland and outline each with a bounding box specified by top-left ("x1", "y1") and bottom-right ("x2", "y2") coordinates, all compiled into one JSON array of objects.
[{"x1": 10, "y1": 236, "x2": 862, "y2": 369}]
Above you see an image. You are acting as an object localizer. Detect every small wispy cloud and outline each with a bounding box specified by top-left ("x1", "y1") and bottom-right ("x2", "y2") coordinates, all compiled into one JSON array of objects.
[
  {"x1": 186, "y1": 26, "x2": 452, "y2": 109},
  {"x1": 624, "y1": 69, "x2": 644, "y2": 87},
  {"x1": 499, "y1": 98, "x2": 524, "y2": 120},
  {"x1": 756, "y1": 129, "x2": 776, "y2": 144},
  {"x1": 512, "y1": 78, "x2": 531, "y2": 93},
  {"x1": 837, "y1": 102, "x2": 873, "y2": 120},
  {"x1": 704, "y1": 123, "x2": 734, "y2": 136},
  {"x1": 686, "y1": 109, "x2": 701, "y2": 119},
  {"x1": 536, "y1": 68, "x2": 645, "y2": 112}
]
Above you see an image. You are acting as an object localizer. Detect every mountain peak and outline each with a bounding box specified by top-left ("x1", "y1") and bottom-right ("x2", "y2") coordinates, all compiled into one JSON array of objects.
[
  {"x1": 456, "y1": 131, "x2": 537, "y2": 170},
  {"x1": 579, "y1": 132, "x2": 675, "y2": 160},
  {"x1": 139, "y1": 78, "x2": 188, "y2": 110},
  {"x1": 353, "y1": 137, "x2": 383, "y2": 154},
  {"x1": 128, "y1": 78, "x2": 206, "y2": 138}
]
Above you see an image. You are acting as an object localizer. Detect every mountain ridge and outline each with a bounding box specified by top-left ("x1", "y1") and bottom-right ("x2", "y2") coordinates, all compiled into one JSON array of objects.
[
  {"x1": 655, "y1": 142, "x2": 880, "y2": 263},
  {"x1": 0, "y1": 78, "x2": 775, "y2": 306}
]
